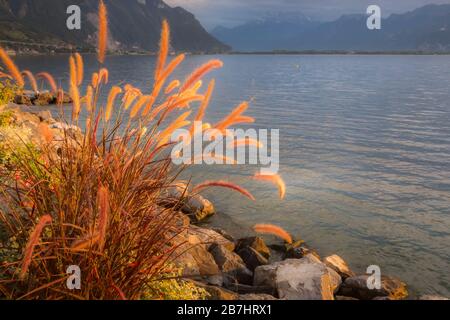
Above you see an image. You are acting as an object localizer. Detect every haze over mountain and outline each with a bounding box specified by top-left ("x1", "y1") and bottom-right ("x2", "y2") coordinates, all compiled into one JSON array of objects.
[
  {"x1": 0, "y1": 0, "x2": 230, "y2": 53},
  {"x1": 212, "y1": 4, "x2": 450, "y2": 52}
]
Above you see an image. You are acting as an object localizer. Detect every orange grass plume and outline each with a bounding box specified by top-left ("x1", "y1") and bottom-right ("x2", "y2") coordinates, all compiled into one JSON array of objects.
[
  {"x1": 253, "y1": 224, "x2": 292, "y2": 244},
  {"x1": 254, "y1": 173, "x2": 286, "y2": 199},
  {"x1": 0, "y1": 47, "x2": 24, "y2": 87},
  {"x1": 20, "y1": 215, "x2": 52, "y2": 279},
  {"x1": 98, "y1": 0, "x2": 108, "y2": 63}
]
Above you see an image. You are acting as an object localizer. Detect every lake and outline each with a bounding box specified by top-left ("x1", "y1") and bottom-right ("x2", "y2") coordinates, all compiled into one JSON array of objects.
[{"x1": 14, "y1": 54, "x2": 450, "y2": 297}]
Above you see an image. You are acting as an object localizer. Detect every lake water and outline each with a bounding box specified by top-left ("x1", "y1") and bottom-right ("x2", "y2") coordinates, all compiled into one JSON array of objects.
[{"x1": 14, "y1": 54, "x2": 450, "y2": 297}]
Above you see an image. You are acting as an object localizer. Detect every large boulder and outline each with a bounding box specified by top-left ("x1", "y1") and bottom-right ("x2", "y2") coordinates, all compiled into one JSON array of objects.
[
  {"x1": 189, "y1": 225, "x2": 235, "y2": 252},
  {"x1": 182, "y1": 194, "x2": 215, "y2": 222},
  {"x1": 236, "y1": 237, "x2": 271, "y2": 259},
  {"x1": 253, "y1": 256, "x2": 339, "y2": 300},
  {"x1": 209, "y1": 243, "x2": 253, "y2": 285},
  {"x1": 339, "y1": 275, "x2": 408, "y2": 300},
  {"x1": 323, "y1": 255, "x2": 355, "y2": 279},
  {"x1": 173, "y1": 242, "x2": 222, "y2": 286}
]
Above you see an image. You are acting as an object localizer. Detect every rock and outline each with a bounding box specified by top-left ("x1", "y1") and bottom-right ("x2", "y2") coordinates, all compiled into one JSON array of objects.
[
  {"x1": 284, "y1": 246, "x2": 320, "y2": 260},
  {"x1": 189, "y1": 225, "x2": 235, "y2": 252},
  {"x1": 32, "y1": 92, "x2": 55, "y2": 106},
  {"x1": 34, "y1": 110, "x2": 53, "y2": 123},
  {"x1": 211, "y1": 228, "x2": 235, "y2": 242},
  {"x1": 173, "y1": 243, "x2": 222, "y2": 286},
  {"x1": 323, "y1": 255, "x2": 355, "y2": 279},
  {"x1": 239, "y1": 294, "x2": 277, "y2": 300},
  {"x1": 339, "y1": 275, "x2": 408, "y2": 300},
  {"x1": 209, "y1": 243, "x2": 253, "y2": 285},
  {"x1": 182, "y1": 194, "x2": 215, "y2": 222},
  {"x1": 253, "y1": 256, "x2": 338, "y2": 300},
  {"x1": 335, "y1": 295, "x2": 359, "y2": 300},
  {"x1": 418, "y1": 295, "x2": 449, "y2": 300},
  {"x1": 58, "y1": 92, "x2": 73, "y2": 104},
  {"x1": 14, "y1": 94, "x2": 32, "y2": 105},
  {"x1": 236, "y1": 246, "x2": 268, "y2": 272},
  {"x1": 327, "y1": 267, "x2": 342, "y2": 293},
  {"x1": 236, "y1": 237, "x2": 271, "y2": 259}
]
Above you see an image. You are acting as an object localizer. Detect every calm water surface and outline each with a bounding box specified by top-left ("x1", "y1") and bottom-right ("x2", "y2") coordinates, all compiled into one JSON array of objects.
[{"x1": 14, "y1": 54, "x2": 450, "y2": 297}]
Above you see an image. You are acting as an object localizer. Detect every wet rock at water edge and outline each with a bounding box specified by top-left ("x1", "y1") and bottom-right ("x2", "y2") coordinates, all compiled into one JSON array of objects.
[
  {"x1": 253, "y1": 255, "x2": 340, "y2": 300},
  {"x1": 188, "y1": 225, "x2": 235, "y2": 252},
  {"x1": 323, "y1": 254, "x2": 355, "y2": 279},
  {"x1": 182, "y1": 194, "x2": 215, "y2": 222},
  {"x1": 209, "y1": 243, "x2": 253, "y2": 285},
  {"x1": 32, "y1": 92, "x2": 55, "y2": 106},
  {"x1": 236, "y1": 236, "x2": 271, "y2": 259},
  {"x1": 236, "y1": 246, "x2": 269, "y2": 271},
  {"x1": 338, "y1": 275, "x2": 408, "y2": 300}
]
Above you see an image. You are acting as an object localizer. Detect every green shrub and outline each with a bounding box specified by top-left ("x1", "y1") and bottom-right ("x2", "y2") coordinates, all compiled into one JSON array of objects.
[{"x1": 0, "y1": 81, "x2": 17, "y2": 105}]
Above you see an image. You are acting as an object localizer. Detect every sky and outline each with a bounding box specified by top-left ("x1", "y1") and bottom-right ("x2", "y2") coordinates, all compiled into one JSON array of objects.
[{"x1": 165, "y1": 0, "x2": 450, "y2": 29}]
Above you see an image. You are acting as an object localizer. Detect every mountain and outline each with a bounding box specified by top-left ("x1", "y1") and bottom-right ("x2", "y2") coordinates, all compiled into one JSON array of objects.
[
  {"x1": 213, "y1": 4, "x2": 450, "y2": 52},
  {"x1": 0, "y1": 0, "x2": 230, "y2": 53},
  {"x1": 211, "y1": 12, "x2": 319, "y2": 51}
]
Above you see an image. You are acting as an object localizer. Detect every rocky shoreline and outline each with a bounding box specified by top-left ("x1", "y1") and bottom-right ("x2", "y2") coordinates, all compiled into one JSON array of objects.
[{"x1": 0, "y1": 104, "x2": 448, "y2": 301}]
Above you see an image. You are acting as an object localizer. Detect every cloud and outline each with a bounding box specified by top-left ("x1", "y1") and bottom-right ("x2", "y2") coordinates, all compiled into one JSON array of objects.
[{"x1": 165, "y1": 0, "x2": 450, "y2": 29}]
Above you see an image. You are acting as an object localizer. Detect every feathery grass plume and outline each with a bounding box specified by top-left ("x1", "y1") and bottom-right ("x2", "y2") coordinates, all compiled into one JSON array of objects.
[
  {"x1": 99, "y1": 68, "x2": 109, "y2": 85},
  {"x1": 158, "y1": 54, "x2": 185, "y2": 84},
  {"x1": 69, "y1": 56, "x2": 77, "y2": 86},
  {"x1": 98, "y1": 0, "x2": 108, "y2": 64},
  {"x1": 20, "y1": 215, "x2": 52, "y2": 279},
  {"x1": 85, "y1": 85, "x2": 93, "y2": 111},
  {"x1": 195, "y1": 79, "x2": 215, "y2": 122},
  {"x1": 181, "y1": 60, "x2": 223, "y2": 92},
  {"x1": 192, "y1": 181, "x2": 256, "y2": 200},
  {"x1": 215, "y1": 102, "x2": 252, "y2": 131},
  {"x1": 91, "y1": 72, "x2": 99, "y2": 88},
  {"x1": 157, "y1": 111, "x2": 191, "y2": 147},
  {"x1": 97, "y1": 186, "x2": 109, "y2": 250},
  {"x1": 155, "y1": 19, "x2": 169, "y2": 81},
  {"x1": 21, "y1": 70, "x2": 38, "y2": 92},
  {"x1": 140, "y1": 95, "x2": 156, "y2": 117},
  {"x1": 105, "y1": 86, "x2": 122, "y2": 121},
  {"x1": 74, "y1": 53, "x2": 84, "y2": 85},
  {"x1": 37, "y1": 72, "x2": 57, "y2": 93},
  {"x1": 254, "y1": 173, "x2": 286, "y2": 199},
  {"x1": 56, "y1": 88, "x2": 64, "y2": 105},
  {"x1": 38, "y1": 123, "x2": 53, "y2": 144},
  {"x1": 130, "y1": 95, "x2": 150, "y2": 118},
  {"x1": 253, "y1": 224, "x2": 292, "y2": 244},
  {"x1": 70, "y1": 83, "x2": 81, "y2": 121},
  {"x1": 165, "y1": 80, "x2": 180, "y2": 94},
  {"x1": 0, "y1": 47, "x2": 24, "y2": 87}
]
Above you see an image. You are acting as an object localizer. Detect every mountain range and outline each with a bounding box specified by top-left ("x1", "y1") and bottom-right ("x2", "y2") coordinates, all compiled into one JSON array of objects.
[
  {"x1": 0, "y1": 0, "x2": 230, "y2": 53},
  {"x1": 212, "y1": 4, "x2": 450, "y2": 52}
]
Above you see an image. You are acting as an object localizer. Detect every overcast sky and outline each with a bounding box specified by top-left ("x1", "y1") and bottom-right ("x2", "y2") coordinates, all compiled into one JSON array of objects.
[{"x1": 165, "y1": 0, "x2": 450, "y2": 29}]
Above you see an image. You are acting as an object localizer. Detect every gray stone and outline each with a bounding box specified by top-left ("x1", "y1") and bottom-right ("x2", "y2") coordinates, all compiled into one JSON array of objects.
[{"x1": 253, "y1": 256, "x2": 337, "y2": 300}]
